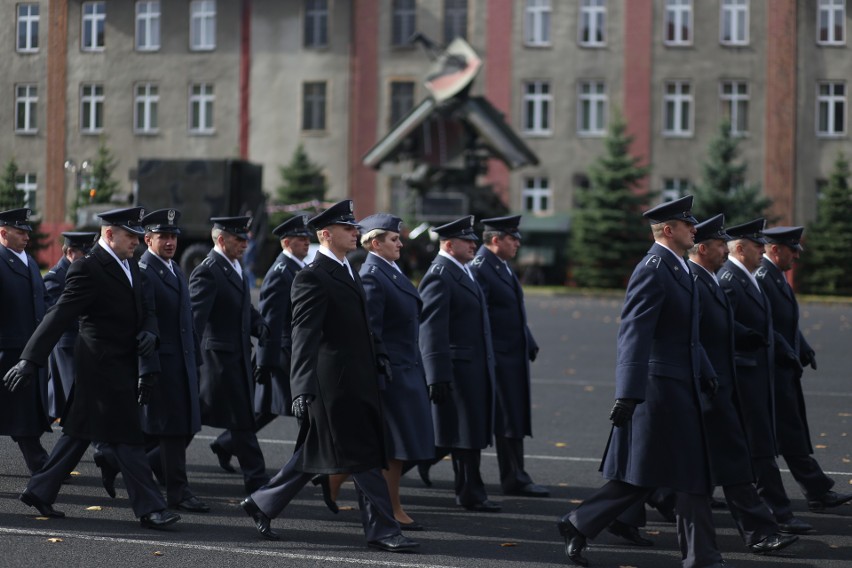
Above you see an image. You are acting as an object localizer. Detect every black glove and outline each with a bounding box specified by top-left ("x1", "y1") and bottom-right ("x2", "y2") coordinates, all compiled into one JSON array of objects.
[
  {"x1": 428, "y1": 382, "x2": 452, "y2": 405},
  {"x1": 781, "y1": 350, "x2": 804, "y2": 373},
  {"x1": 291, "y1": 394, "x2": 314, "y2": 421},
  {"x1": 529, "y1": 347, "x2": 540, "y2": 362},
  {"x1": 737, "y1": 329, "x2": 766, "y2": 351},
  {"x1": 254, "y1": 323, "x2": 271, "y2": 344},
  {"x1": 253, "y1": 365, "x2": 272, "y2": 385},
  {"x1": 137, "y1": 373, "x2": 158, "y2": 406},
  {"x1": 700, "y1": 375, "x2": 719, "y2": 398},
  {"x1": 801, "y1": 349, "x2": 817, "y2": 371},
  {"x1": 136, "y1": 331, "x2": 157, "y2": 357},
  {"x1": 3, "y1": 360, "x2": 37, "y2": 393},
  {"x1": 609, "y1": 399, "x2": 637, "y2": 428},
  {"x1": 377, "y1": 355, "x2": 393, "y2": 383}
]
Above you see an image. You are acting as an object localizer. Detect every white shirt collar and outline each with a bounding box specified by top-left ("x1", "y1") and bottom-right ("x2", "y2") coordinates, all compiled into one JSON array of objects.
[
  {"x1": 656, "y1": 242, "x2": 690, "y2": 272},
  {"x1": 369, "y1": 251, "x2": 402, "y2": 273},
  {"x1": 438, "y1": 249, "x2": 469, "y2": 273},
  {"x1": 688, "y1": 259, "x2": 719, "y2": 285},
  {"x1": 98, "y1": 237, "x2": 133, "y2": 284},
  {"x1": 283, "y1": 250, "x2": 306, "y2": 268},
  {"x1": 149, "y1": 251, "x2": 175, "y2": 273},
  {"x1": 762, "y1": 253, "x2": 778, "y2": 268},
  {"x1": 214, "y1": 245, "x2": 243, "y2": 277},
  {"x1": 8, "y1": 247, "x2": 28, "y2": 266},
  {"x1": 728, "y1": 256, "x2": 761, "y2": 293},
  {"x1": 318, "y1": 246, "x2": 353, "y2": 278}
]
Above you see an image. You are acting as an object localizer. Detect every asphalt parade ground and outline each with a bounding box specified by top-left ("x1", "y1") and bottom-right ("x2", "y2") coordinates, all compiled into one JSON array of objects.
[{"x1": 0, "y1": 291, "x2": 850, "y2": 567}]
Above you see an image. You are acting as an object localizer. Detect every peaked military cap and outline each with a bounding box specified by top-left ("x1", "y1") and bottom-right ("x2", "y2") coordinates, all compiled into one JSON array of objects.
[
  {"x1": 142, "y1": 208, "x2": 182, "y2": 234},
  {"x1": 211, "y1": 215, "x2": 251, "y2": 239},
  {"x1": 62, "y1": 231, "x2": 97, "y2": 252},
  {"x1": 432, "y1": 215, "x2": 478, "y2": 241},
  {"x1": 98, "y1": 206, "x2": 146, "y2": 236},
  {"x1": 358, "y1": 213, "x2": 403, "y2": 234},
  {"x1": 693, "y1": 214, "x2": 731, "y2": 243},
  {"x1": 0, "y1": 207, "x2": 33, "y2": 232},
  {"x1": 726, "y1": 218, "x2": 767, "y2": 244},
  {"x1": 482, "y1": 215, "x2": 522, "y2": 239},
  {"x1": 308, "y1": 199, "x2": 359, "y2": 230},
  {"x1": 272, "y1": 215, "x2": 311, "y2": 238},
  {"x1": 643, "y1": 195, "x2": 698, "y2": 225},
  {"x1": 763, "y1": 225, "x2": 804, "y2": 251}
]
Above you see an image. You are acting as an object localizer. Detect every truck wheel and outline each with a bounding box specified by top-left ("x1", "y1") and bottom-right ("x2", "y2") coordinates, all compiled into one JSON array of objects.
[{"x1": 180, "y1": 243, "x2": 210, "y2": 274}]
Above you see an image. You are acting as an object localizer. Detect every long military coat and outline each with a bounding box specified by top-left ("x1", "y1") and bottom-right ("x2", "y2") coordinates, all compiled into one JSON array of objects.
[
  {"x1": 0, "y1": 243, "x2": 50, "y2": 436},
  {"x1": 601, "y1": 243, "x2": 712, "y2": 495},
  {"x1": 470, "y1": 245, "x2": 538, "y2": 439},
  {"x1": 718, "y1": 259, "x2": 778, "y2": 459},
  {"x1": 190, "y1": 250, "x2": 264, "y2": 430},
  {"x1": 138, "y1": 251, "x2": 201, "y2": 436},
  {"x1": 21, "y1": 244, "x2": 158, "y2": 444},
  {"x1": 419, "y1": 254, "x2": 496, "y2": 450},
  {"x1": 44, "y1": 256, "x2": 78, "y2": 419},
  {"x1": 756, "y1": 257, "x2": 814, "y2": 455},
  {"x1": 360, "y1": 253, "x2": 434, "y2": 461},
  {"x1": 289, "y1": 253, "x2": 387, "y2": 474}
]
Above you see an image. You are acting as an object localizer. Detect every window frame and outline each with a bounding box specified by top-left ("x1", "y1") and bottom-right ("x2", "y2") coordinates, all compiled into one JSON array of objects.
[
  {"x1": 524, "y1": 0, "x2": 552, "y2": 47},
  {"x1": 577, "y1": 79, "x2": 607, "y2": 136},
  {"x1": 302, "y1": 81, "x2": 328, "y2": 132},
  {"x1": 135, "y1": 0, "x2": 161, "y2": 52},
  {"x1": 719, "y1": 80, "x2": 750, "y2": 136},
  {"x1": 664, "y1": 0, "x2": 692, "y2": 46},
  {"x1": 389, "y1": 80, "x2": 415, "y2": 128},
  {"x1": 304, "y1": 0, "x2": 329, "y2": 48},
  {"x1": 444, "y1": 0, "x2": 469, "y2": 43},
  {"x1": 391, "y1": 0, "x2": 416, "y2": 47},
  {"x1": 134, "y1": 82, "x2": 160, "y2": 135},
  {"x1": 190, "y1": 0, "x2": 217, "y2": 52},
  {"x1": 16, "y1": 3, "x2": 40, "y2": 53},
  {"x1": 15, "y1": 173, "x2": 37, "y2": 211},
  {"x1": 522, "y1": 176, "x2": 552, "y2": 214},
  {"x1": 720, "y1": 0, "x2": 749, "y2": 46},
  {"x1": 15, "y1": 84, "x2": 38, "y2": 134},
  {"x1": 662, "y1": 80, "x2": 693, "y2": 137},
  {"x1": 80, "y1": 83, "x2": 104, "y2": 134},
  {"x1": 578, "y1": 0, "x2": 606, "y2": 47},
  {"x1": 189, "y1": 83, "x2": 215, "y2": 134},
  {"x1": 81, "y1": 1, "x2": 106, "y2": 52},
  {"x1": 661, "y1": 178, "x2": 690, "y2": 203},
  {"x1": 816, "y1": 81, "x2": 846, "y2": 138},
  {"x1": 522, "y1": 80, "x2": 553, "y2": 137},
  {"x1": 817, "y1": 0, "x2": 846, "y2": 46}
]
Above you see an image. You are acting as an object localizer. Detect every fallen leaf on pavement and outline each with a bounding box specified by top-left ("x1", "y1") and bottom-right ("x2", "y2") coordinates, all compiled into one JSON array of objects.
[
  {"x1": 500, "y1": 542, "x2": 517, "y2": 547},
  {"x1": 569, "y1": 499, "x2": 583, "y2": 504},
  {"x1": 815, "y1": 445, "x2": 828, "y2": 449},
  {"x1": 69, "y1": 471, "x2": 80, "y2": 476},
  {"x1": 47, "y1": 538, "x2": 62, "y2": 543},
  {"x1": 153, "y1": 551, "x2": 164, "y2": 556},
  {"x1": 339, "y1": 506, "x2": 354, "y2": 511},
  {"x1": 555, "y1": 442, "x2": 567, "y2": 448},
  {"x1": 85, "y1": 506, "x2": 102, "y2": 511}
]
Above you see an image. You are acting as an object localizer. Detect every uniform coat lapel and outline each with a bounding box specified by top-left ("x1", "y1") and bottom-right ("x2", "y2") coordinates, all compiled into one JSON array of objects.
[
  {"x1": 364, "y1": 254, "x2": 419, "y2": 300},
  {"x1": 0, "y1": 244, "x2": 32, "y2": 279}
]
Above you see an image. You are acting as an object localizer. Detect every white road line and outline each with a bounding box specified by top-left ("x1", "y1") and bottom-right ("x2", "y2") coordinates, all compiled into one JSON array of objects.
[{"x1": 0, "y1": 527, "x2": 460, "y2": 568}]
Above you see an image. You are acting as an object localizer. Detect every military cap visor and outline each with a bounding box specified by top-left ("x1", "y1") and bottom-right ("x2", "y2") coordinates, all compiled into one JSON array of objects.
[
  {"x1": 482, "y1": 215, "x2": 522, "y2": 239},
  {"x1": 693, "y1": 214, "x2": 731, "y2": 243},
  {"x1": 643, "y1": 195, "x2": 698, "y2": 225},
  {"x1": 62, "y1": 231, "x2": 98, "y2": 250},
  {"x1": 358, "y1": 213, "x2": 403, "y2": 235},
  {"x1": 211, "y1": 216, "x2": 251, "y2": 239},
  {"x1": 308, "y1": 200, "x2": 360, "y2": 230},
  {"x1": 0, "y1": 208, "x2": 34, "y2": 232},
  {"x1": 142, "y1": 208, "x2": 182, "y2": 234},
  {"x1": 432, "y1": 215, "x2": 479, "y2": 241},
  {"x1": 272, "y1": 215, "x2": 312, "y2": 238},
  {"x1": 97, "y1": 206, "x2": 146, "y2": 236},
  {"x1": 726, "y1": 218, "x2": 767, "y2": 244},
  {"x1": 763, "y1": 226, "x2": 804, "y2": 251}
]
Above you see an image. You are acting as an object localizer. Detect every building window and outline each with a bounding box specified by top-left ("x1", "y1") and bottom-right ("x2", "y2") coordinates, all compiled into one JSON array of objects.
[
  {"x1": 664, "y1": 0, "x2": 691, "y2": 46},
  {"x1": 189, "y1": 83, "x2": 215, "y2": 134},
  {"x1": 15, "y1": 85, "x2": 38, "y2": 134},
  {"x1": 82, "y1": 2, "x2": 106, "y2": 51},
  {"x1": 444, "y1": 0, "x2": 468, "y2": 42},
  {"x1": 578, "y1": 80, "x2": 606, "y2": 136},
  {"x1": 720, "y1": 80, "x2": 749, "y2": 135},
  {"x1": 80, "y1": 84, "x2": 104, "y2": 134},
  {"x1": 190, "y1": 0, "x2": 216, "y2": 51},
  {"x1": 17, "y1": 3, "x2": 39, "y2": 53},
  {"x1": 136, "y1": 1, "x2": 161, "y2": 51},
  {"x1": 134, "y1": 83, "x2": 159, "y2": 134},
  {"x1": 663, "y1": 80, "x2": 692, "y2": 136},
  {"x1": 579, "y1": 0, "x2": 605, "y2": 47},
  {"x1": 304, "y1": 0, "x2": 328, "y2": 48},
  {"x1": 391, "y1": 0, "x2": 416, "y2": 47},
  {"x1": 523, "y1": 177, "x2": 552, "y2": 214},
  {"x1": 818, "y1": 0, "x2": 846, "y2": 45},
  {"x1": 302, "y1": 81, "x2": 327, "y2": 131},
  {"x1": 525, "y1": 0, "x2": 552, "y2": 46},
  {"x1": 817, "y1": 81, "x2": 846, "y2": 137},
  {"x1": 662, "y1": 178, "x2": 690, "y2": 202},
  {"x1": 16, "y1": 173, "x2": 37, "y2": 211},
  {"x1": 522, "y1": 81, "x2": 552, "y2": 136},
  {"x1": 720, "y1": 0, "x2": 748, "y2": 45},
  {"x1": 390, "y1": 81, "x2": 415, "y2": 127}
]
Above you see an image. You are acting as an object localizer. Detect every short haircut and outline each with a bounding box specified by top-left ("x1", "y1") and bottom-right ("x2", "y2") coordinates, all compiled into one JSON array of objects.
[
  {"x1": 482, "y1": 230, "x2": 501, "y2": 244},
  {"x1": 211, "y1": 227, "x2": 223, "y2": 242},
  {"x1": 360, "y1": 228, "x2": 387, "y2": 250}
]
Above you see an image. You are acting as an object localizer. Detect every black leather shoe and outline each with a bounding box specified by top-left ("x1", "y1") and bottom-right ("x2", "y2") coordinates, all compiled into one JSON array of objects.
[
  {"x1": 210, "y1": 442, "x2": 236, "y2": 473},
  {"x1": 505, "y1": 482, "x2": 550, "y2": 497},
  {"x1": 808, "y1": 490, "x2": 852, "y2": 512},
  {"x1": 607, "y1": 519, "x2": 654, "y2": 547},
  {"x1": 777, "y1": 517, "x2": 814, "y2": 535},
  {"x1": 311, "y1": 474, "x2": 339, "y2": 514},
  {"x1": 399, "y1": 520, "x2": 424, "y2": 531},
  {"x1": 367, "y1": 534, "x2": 420, "y2": 552},
  {"x1": 175, "y1": 496, "x2": 210, "y2": 513},
  {"x1": 20, "y1": 491, "x2": 65, "y2": 518},
  {"x1": 557, "y1": 518, "x2": 588, "y2": 567},
  {"x1": 748, "y1": 533, "x2": 798, "y2": 554},
  {"x1": 463, "y1": 499, "x2": 502, "y2": 512},
  {"x1": 240, "y1": 497, "x2": 280, "y2": 540},
  {"x1": 140, "y1": 509, "x2": 180, "y2": 530},
  {"x1": 93, "y1": 453, "x2": 118, "y2": 499},
  {"x1": 417, "y1": 463, "x2": 432, "y2": 487}
]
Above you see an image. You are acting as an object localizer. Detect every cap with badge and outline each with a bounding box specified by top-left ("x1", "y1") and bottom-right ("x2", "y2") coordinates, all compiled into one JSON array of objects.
[
  {"x1": 482, "y1": 215, "x2": 522, "y2": 239},
  {"x1": 0, "y1": 208, "x2": 34, "y2": 231},
  {"x1": 62, "y1": 231, "x2": 97, "y2": 252},
  {"x1": 358, "y1": 213, "x2": 403, "y2": 234},
  {"x1": 211, "y1": 215, "x2": 252, "y2": 239},
  {"x1": 726, "y1": 218, "x2": 767, "y2": 244},
  {"x1": 308, "y1": 200, "x2": 360, "y2": 230},
  {"x1": 693, "y1": 214, "x2": 731, "y2": 243},
  {"x1": 142, "y1": 208, "x2": 182, "y2": 234},
  {"x1": 432, "y1": 215, "x2": 478, "y2": 241},
  {"x1": 643, "y1": 195, "x2": 698, "y2": 225},
  {"x1": 272, "y1": 215, "x2": 312, "y2": 239},
  {"x1": 97, "y1": 206, "x2": 146, "y2": 236},
  {"x1": 763, "y1": 226, "x2": 804, "y2": 251}
]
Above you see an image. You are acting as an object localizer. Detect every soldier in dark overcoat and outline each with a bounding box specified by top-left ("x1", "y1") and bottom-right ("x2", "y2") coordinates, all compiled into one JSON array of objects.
[
  {"x1": 190, "y1": 216, "x2": 270, "y2": 493},
  {"x1": 4, "y1": 207, "x2": 179, "y2": 529},
  {"x1": 757, "y1": 226, "x2": 852, "y2": 512},
  {"x1": 419, "y1": 215, "x2": 499, "y2": 512},
  {"x1": 0, "y1": 208, "x2": 50, "y2": 474},
  {"x1": 470, "y1": 215, "x2": 547, "y2": 498}
]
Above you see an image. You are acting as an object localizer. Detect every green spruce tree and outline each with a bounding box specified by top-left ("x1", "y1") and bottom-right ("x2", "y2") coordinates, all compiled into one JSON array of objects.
[
  {"x1": 0, "y1": 158, "x2": 49, "y2": 264},
  {"x1": 271, "y1": 144, "x2": 328, "y2": 226},
  {"x1": 89, "y1": 137, "x2": 120, "y2": 204},
  {"x1": 800, "y1": 152, "x2": 852, "y2": 295},
  {"x1": 691, "y1": 121, "x2": 771, "y2": 224},
  {"x1": 570, "y1": 109, "x2": 653, "y2": 288}
]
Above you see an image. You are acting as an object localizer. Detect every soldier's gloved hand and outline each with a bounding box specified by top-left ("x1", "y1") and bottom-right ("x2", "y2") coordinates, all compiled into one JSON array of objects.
[
  {"x1": 737, "y1": 329, "x2": 766, "y2": 351},
  {"x1": 254, "y1": 323, "x2": 271, "y2": 344},
  {"x1": 2, "y1": 359, "x2": 37, "y2": 393},
  {"x1": 291, "y1": 394, "x2": 314, "y2": 421},
  {"x1": 377, "y1": 355, "x2": 393, "y2": 383},
  {"x1": 700, "y1": 375, "x2": 719, "y2": 398},
  {"x1": 428, "y1": 382, "x2": 452, "y2": 405},
  {"x1": 136, "y1": 331, "x2": 157, "y2": 357},
  {"x1": 782, "y1": 350, "x2": 803, "y2": 373},
  {"x1": 609, "y1": 399, "x2": 638, "y2": 428},
  {"x1": 253, "y1": 365, "x2": 272, "y2": 385},
  {"x1": 137, "y1": 373, "x2": 158, "y2": 406},
  {"x1": 529, "y1": 347, "x2": 540, "y2": 362},
  {"x1": 801, "y1": 349, "x2": 817, "y2": 371}
]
